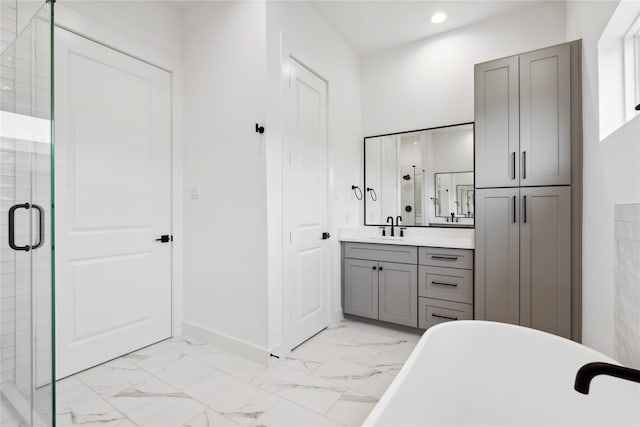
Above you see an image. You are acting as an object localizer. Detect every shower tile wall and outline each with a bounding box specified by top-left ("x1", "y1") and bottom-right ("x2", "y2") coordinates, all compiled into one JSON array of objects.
[
  {"x1": 614, "y1": 204, "x2": 640, "y2": 369},
  {"x1": 0, "y1": 0, "x2": 17, "y2": 53}
]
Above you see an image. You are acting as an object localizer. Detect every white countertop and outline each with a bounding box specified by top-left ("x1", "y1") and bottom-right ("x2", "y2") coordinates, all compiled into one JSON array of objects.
[{"x1": 338, "y1": 226, "x2": 475, "y2": 249}]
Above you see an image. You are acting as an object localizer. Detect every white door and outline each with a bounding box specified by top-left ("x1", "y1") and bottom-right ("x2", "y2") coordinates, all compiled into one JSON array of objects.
[
  {"x1": 55, "y1": 29, "x2": 172, "y2": 378},
  {"x1": 283, "y1": 58, "x2": 329, "y2": 349}
]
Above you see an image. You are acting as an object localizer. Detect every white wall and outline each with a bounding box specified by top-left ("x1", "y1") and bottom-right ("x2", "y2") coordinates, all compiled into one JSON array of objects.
[
  {"x1": 361, "y1": 1, "x2": 567, "y2": 136},
  {"x1": 182, "y1": 1, "x2": 270, "y2": 353},
  {"x1": 265, "y1": 1, "x2": 362, "y2": 353},
  {"x1": 58, "y1": 1, "x2": 182, "y2": 59},
  {"x1": 566, "y1": 0, "x2": 640, "y2": 357}
]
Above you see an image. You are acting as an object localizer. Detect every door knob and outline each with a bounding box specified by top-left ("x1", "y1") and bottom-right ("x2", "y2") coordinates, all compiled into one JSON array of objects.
[
  {"x1": 322, "y1": 232, "x2": 331, "y2": 240},
  {"x1": 155, "y1": 235, "x2": 173, "y2": 243}
]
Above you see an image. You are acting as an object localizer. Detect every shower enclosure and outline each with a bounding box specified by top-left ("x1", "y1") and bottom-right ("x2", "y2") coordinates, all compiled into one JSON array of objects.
[{"x1": 0, "y1": 1, "x2": 55, "y2": 426}]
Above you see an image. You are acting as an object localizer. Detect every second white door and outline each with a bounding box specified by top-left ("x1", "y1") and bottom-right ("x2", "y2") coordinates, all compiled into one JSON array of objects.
[
  {"x1": 283, "y1": 58, "x2": 329, "y2": 349},
  {"x1": 55, "y1": 29, "x2": 172, "y2": 378}
]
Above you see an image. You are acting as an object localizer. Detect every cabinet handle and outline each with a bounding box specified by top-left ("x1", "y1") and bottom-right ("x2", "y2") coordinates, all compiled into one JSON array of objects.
[
  {"x1": 372, "y1": 266, "x2": 377, "y2": 270},
  {"x1": 379, "y1": 266, "x2": 383, "y2": 271},
  {"x1": 512, "y1": 195, "x2": 516, "y2": 223},
  {"x1": 432, "y1": 313, "x2": 458, "y2": 321},
  {"x1": 431, "y1": 255, "x2": 458, "y2": 261},
  {"x1": 512, "y1": 152, "x2": 516, "y2": 180},
  {"x1": 432, "y1": 281, "x2": 457, "y2": 287},
  {"x1": 522, "y1": 151, "x2": 527, "y2": 179},
  {"x1": 523, "y1": 195, "x2": 527, "y2": 223}
]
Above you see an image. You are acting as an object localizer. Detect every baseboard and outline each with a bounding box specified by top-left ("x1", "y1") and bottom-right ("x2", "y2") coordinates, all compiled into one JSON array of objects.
[
  {"x1": 330, "y1": 307, "x2": 344, "y2": 327},
  {"x1": 181, "y1": 321, "x2": 271, "y2": 366}
]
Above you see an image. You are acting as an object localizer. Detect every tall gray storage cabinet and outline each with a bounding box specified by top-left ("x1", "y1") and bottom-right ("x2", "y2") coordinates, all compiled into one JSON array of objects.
[{"x1": 474, "y1": 41, "x2": 581, "y2": 340}]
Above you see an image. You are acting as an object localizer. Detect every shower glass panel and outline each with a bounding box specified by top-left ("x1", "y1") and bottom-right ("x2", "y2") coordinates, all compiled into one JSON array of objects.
[{"x1": 0, "y1": 2, "x2": 54, "y2": 426}]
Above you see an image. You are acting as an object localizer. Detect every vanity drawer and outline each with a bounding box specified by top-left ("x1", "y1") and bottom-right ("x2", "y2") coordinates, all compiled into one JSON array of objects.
[
  {"x1": 418, "y1": 298, "x2": 473, "y2": 329},
  {"x1": 419, "y1": 247, "x2": 473, "y2": 270},
  {"x1": 343, "y1": 242, "x2": 417, "y2": 264},
  {"x1": 418, "y1": 266, "x2": 473, "y2": 304}
]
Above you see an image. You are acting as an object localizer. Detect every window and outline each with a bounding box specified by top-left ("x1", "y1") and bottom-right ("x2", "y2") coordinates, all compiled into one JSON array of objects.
[
  {"x1": 623, "y1": 13, "x2": 640, "y2": 119},
  {"x1": 598, "y1": 3, "x2": 640, "y2": 140}
]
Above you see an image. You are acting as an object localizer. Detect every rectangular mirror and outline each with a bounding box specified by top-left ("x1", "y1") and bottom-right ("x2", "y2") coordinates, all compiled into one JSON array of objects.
[{"x1": 364, "y1": 123, "x2": 474, "y2": 227}]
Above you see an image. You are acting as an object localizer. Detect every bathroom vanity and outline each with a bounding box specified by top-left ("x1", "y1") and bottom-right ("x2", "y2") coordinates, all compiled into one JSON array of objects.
[
  {"x1": 351, "y1": 120, "x2": 476, "y2": 330},
  {"x1": 340, "y1": 229, "x2": 474, "y2": 330}
]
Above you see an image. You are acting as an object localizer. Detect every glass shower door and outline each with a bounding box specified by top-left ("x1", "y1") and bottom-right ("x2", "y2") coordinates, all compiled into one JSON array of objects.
[{"x1": 0, "y1": 2, "x2": 54, "y2": 426}]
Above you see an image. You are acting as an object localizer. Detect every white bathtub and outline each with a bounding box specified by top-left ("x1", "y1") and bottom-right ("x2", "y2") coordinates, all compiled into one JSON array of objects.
[{"x1": 364, "y1": 321, "x2": 640, "y2": 426}]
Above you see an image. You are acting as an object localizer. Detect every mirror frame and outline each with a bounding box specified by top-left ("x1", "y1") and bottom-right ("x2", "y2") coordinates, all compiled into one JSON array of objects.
[{"x1": 363, "y1": 121, "x2": 475, "y2": 228}]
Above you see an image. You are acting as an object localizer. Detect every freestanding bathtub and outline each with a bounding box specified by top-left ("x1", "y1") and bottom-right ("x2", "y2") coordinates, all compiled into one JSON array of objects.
[{"x1": 364, "y1": 321, "x2": 640, "y2": 426}]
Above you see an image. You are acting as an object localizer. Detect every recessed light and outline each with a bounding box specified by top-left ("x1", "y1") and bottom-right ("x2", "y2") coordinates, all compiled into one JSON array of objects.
[{"x1": 431, "y1": 12, "x2": 446, "y2": 24}]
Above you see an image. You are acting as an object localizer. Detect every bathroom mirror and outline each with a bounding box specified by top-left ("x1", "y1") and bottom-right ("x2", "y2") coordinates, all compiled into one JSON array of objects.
[{"x1": 364, "y1": 123, "x2": 474, "y2": 227}]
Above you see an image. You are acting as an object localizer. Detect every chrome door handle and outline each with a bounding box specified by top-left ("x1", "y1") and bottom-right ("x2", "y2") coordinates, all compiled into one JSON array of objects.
[{"x1": 8, "y1": 203, "x2": 31, "y2": 251}]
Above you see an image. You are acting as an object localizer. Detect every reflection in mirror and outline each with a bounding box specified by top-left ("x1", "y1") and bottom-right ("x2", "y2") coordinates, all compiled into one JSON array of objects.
[{"x1": 364, "y1": 123, "x2": 474, "y2": 227}]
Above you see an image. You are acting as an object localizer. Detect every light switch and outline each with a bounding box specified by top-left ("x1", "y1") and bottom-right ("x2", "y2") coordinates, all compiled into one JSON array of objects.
[{"x1": 190, "y1": 185, "x2": 200, "y2": 200}]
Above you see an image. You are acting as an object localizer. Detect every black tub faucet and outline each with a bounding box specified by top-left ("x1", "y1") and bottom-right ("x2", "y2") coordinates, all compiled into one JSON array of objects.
[
  {"x1": 386, "y1": 216, "x2": 395, "y2": 237},
  {"x1": 574, "y1": 362, "x2": 640, "y2": 394}
]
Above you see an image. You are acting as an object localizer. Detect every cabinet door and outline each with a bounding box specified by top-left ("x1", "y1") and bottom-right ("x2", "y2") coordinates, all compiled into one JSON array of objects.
[
  {"x1": 475, "y1": 56, "x2": 519, "y2": 188},
  {"x1": 475, "y1": 188, "x2": 520, "y2": 324},
  {"x1": 520, "y1": 44, "x2": 571, "y2": 186},
  {"x1": 520, "y1": 187, "x2": 571, "y2": 338},
  {"x1": 344, "y1": 259, "x2": 379, "y2": 319},
  {"x1": 378, "y1": 262, "x2": 418, "y2": 327}
]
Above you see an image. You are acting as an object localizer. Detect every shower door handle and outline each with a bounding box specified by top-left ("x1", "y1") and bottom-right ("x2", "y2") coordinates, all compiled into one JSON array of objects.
[
  {"x1": 32, "y1": 204, "x2": 45, "y2": 250},
  {"x1": 8, "y1": 203, "x2": 31, "y2": 251}
]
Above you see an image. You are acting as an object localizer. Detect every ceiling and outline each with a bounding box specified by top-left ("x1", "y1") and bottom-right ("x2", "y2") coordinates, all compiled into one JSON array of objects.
[{"x1": 307, "y1": 0, "x2": 540, "y2": 55}]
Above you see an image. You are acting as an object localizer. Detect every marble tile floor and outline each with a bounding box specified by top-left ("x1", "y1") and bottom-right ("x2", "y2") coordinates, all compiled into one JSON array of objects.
[{"x1": 54, "y1": 319, "x2": 422, "y2": 427}]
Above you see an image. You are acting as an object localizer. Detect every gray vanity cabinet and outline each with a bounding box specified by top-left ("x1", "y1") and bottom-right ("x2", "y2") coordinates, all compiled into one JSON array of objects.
[
  {"x1": 342, "y1": 243, "x2": 418, "y2": 326},
  {"x1": 475, "y1": 40, "x2": 580, "y2": 340},
  {"x1": 475, "y1": 43, "x2": 572, "y2": 188},
  {"x1": 475, "y1": 188, "x2": 520, "y2": 325},
  {"x1": 475, "y1": 187, "x2": 572, "y2": 338},
  {"x1": 378, "y1": 262, "x2": 418, "y2": 327},
  {"x1": 474, "y1": 56, "x2": 519, "y2": 189},
  {"x1": 342, "y1": 242, "x2": 474, "y2": 329},
  {"x1": 520, "y1": 44, "x2": 571, "y2": 187},
  {"x1": 344, "y1": 258, "x2": 379, "y2": 320},
  {"x1": 520, "y1": 186, "x2": 571, "y2": 337}
]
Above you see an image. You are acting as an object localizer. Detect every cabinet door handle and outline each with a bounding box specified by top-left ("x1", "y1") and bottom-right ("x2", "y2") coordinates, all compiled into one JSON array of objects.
[
  {"x1": 512, "y1": 152, "x2": 516, "y2": 180},
  {"x1": 512, "y1": 195, "x2": 516, "y2": 223},
  {"x1": 432, "y1": 281, "x2": 457, "y2": 287},
  {"x1": 432, "y1": 313, "x2": 458, "y2": 321},
  {"x1": 431, "y1": 255, "x2": 458, "y2": 261},
  {"x1": 379, "y1": 266, "x2": 383, "y2": 271},
  {"x1": 523, "y1": 195, "x2": 527, "y2": 223},
  {"x1": 522, "y1": 151, "x2": 527, "y2": 179},
  {"x1": 372, "y1": 266, "x2": 377, "y2": 270}
]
